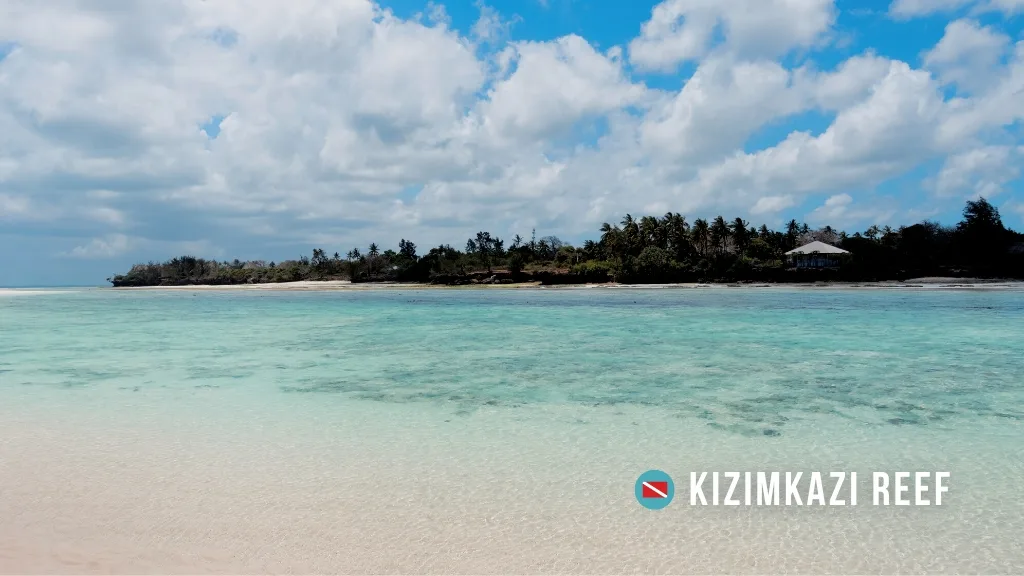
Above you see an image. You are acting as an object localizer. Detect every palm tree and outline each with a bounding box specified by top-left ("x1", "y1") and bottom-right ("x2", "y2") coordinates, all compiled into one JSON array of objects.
[
  {"x1": 710, "y1": 216, "x2": 730, "y2": 255},
  {"x1": 346, "y1": 248, "x2": 362, "y2": 280},
  {"x1": 661, "y1": 212, "x2": 690, "y2": 260},
  {"x1": 621, "y1": 214, "x2": 640, "y2": 256},
  {"x1": 731, "y1": 218, "x2": 750, "y2": 253},
  {"x1": 639, "y1": 215, "x2": 662, "y2": 249},
  {"x1": 692, "y1": 219, "x2": 710, "y2": 257},
  {"x1": 370, "y1": 244, "x2": 380, "y2": 275},
  {"x1": 600, "y1": 222, "x2": 623, "y2": 261},
  {"x1": 311, "y1": 248, "x2": 329, "y2": 277}
]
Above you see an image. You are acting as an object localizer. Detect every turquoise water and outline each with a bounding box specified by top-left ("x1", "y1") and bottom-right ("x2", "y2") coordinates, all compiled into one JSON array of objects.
[
  {"x1": 1, "y1": 287, "x2": 1023, "y2": 573},
  {"x1": 5, "y1": 288, "x2": 1022, "y2": 431}
]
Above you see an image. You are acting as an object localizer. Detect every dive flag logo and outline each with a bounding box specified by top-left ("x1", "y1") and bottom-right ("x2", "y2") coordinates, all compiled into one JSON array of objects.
[
  {"x1": 642, "y1": 481, "x2": 669, "y2": 498},
  {"x1": 635, "y1": 470, "x2": 674, "y2": 510}
]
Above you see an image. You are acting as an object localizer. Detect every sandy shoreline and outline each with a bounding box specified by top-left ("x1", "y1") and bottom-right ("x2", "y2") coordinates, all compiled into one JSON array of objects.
[
  {"x1": 4, "y1": 278, "x2": 1023, "y2": 295},
  {"x1": 108, "y1": 280, "x2": 546, "y2": 291},
  {"x1": 0, "y1": 289, "x2": 79, "y2": 296},
  {"x1": 99, "y1": 277, "x2": 1024, "y2": 292}
]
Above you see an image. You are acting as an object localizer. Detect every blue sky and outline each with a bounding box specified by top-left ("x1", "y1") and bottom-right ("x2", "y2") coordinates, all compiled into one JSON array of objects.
[{"x1": 1, "y1": 0, "x2": 1023, "y2": 285}]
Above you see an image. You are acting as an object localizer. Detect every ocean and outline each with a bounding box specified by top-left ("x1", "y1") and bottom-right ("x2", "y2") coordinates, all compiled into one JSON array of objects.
[{"x1": 1, "y1": 287, "x2": 1022, "y2": 573}]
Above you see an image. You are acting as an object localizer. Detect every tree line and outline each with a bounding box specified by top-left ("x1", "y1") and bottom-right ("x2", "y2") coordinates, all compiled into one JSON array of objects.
[{"x1": 108, "y1": 198, "x2": 1024, "y2": 286}]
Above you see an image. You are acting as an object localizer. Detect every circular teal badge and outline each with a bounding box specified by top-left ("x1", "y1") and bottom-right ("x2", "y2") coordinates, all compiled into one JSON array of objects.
[{"x1": 635, "y1": 469, "x2": 674, "y2": 510}]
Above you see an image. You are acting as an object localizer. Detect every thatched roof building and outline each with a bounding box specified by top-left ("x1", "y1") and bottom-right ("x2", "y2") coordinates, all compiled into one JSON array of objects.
[
  {"x1": 785, "y1": 241, "x2": 850, "y2": 268},
  {"x1": 785, "y1": 241, "x2": 850, "y2": 256}
]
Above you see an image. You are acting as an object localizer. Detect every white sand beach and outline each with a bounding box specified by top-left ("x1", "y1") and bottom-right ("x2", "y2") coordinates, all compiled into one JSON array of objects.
[
  {"x1": 102, "y1": 278, "x2": 1024, "y2": 292},
  {"x1": 6, "y1": 279, "x2": 1022, "y2": 295},
  {"x1": 111, "y1": 279, "x2": 547, "y2": 291},
  {"x1": 0, "y1": 289, "x2": 77, "y2": 296}
]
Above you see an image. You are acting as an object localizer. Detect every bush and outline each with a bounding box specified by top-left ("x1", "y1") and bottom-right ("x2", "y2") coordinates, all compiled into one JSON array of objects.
[
  {"x1": 726, "y1": 256, "x2": 755, "y2": 280},
  {"x1": 569, "y1": 260, "x2": 615, "y2": 282},
  {"x1": 508, "y1": 253, "x2": 525, "y2": 275},
  {"x1": 624, "y1": 247, "x2": 673, "y2": 282},
  {"x1": 637, "y1": 246, "x2": 669, "y2": 271},
  {"x1": 745, "y1": 238, "x2": 777, "y2": 261}
]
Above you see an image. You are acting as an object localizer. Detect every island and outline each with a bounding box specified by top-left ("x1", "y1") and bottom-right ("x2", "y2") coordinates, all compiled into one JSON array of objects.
[{"x1": 108, "y1": 198, "x2": 1023, "y2": 287}]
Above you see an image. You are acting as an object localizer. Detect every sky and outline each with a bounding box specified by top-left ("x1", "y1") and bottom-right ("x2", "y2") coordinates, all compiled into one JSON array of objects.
[{"x1": 1, "y1": 0, "x2": 1024, "y2": 286}]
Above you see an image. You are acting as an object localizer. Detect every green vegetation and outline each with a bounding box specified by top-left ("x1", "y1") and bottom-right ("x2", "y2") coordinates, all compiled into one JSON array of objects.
[{"x1": 108, "y1": 198, "x2": 1024, "y2": 286}]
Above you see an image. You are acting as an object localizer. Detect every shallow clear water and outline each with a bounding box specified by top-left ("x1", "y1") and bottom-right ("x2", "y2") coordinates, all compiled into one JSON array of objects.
[{"x1": 1, "y1": 287, "x2": 1023, "y2": 573}]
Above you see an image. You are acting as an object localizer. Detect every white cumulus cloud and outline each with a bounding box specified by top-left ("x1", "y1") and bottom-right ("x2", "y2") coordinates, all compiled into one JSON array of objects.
[
  {"x1": 807, "y1": 193, "x2": 895, "y2": 228},
  {"x1": 923, "y1": 19, "x2": 1011, "y2": 94},
  {"x1": 0, "y1": 0, "x2": 1021, "y2": 284},
  {"x1": 934, "y1": 146, "x2": 1024, "y2": 198},
  {"x1": 889, "y1": 0, "x2": 1024, "y2": 17},
  {"x1": 65, "y1": 234, "x2": 133, "y2": 259},
  {"x1": 629, "y1": 0, "x2": 836, "y2": 71}
]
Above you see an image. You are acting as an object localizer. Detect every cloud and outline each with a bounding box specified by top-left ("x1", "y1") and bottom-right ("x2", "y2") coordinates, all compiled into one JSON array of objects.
[
  {"x1": 809, "y1": 52, "x2": 893, "y2": 111},
  {"x1": 923, "y1": 19, "x2": 1011, "y2": 94},
  {"x1": 0, "y1": 0, "x2": 1022, "y2": 284},
  {"x1": 638, "y1": 50, "x2": 896, "y2": 171},
  {"x1": 0, "y1": 193, "x2": 31, "y2": 218},
  {"x1": 629, "y1": 0, "x2": 836, "y2": 71},
  {"x1": 808, "y1": 193, "x2": 854, "y2": 222},
  {"x1": 989, "y1": 0, "x2": 1024, "y2": 12},
  {"x1": 937, "y1": 41, "x2": 1024, "y2": 145},
  {"x1": 1004, "y1": 199, "x2": 1024, "y2": 222},
  {"x1": 422, "y1": 2, "x2": 451, "y2": 26},
  {"x1": 806, "y1": 193, "x2": 895, "y2": 227},
  {"x1": 640, "y1": 56, "x2": 805, "y2": 164},
  {"x1": 934, "y1": 145, "x2": 1024, "y2": 198},
  {"x1": 889, "y1": 0, "x2": 974, "y2": 17},
  {"x1": 751, "y1": 195, "x2": 797, "y2": 215},
  {"x1": 480, "y1": 35, "x2": 645, "y2": 141},
  {"x1": 86, "y1": 206, "x2": 126, "y2": 226},
  {"x1": 471, "y1": 2, "x2": 520, "y2": 44},
  {"x1": 61, "y1": 234, "x2": 224, "y2": 261},
  {"x1": 64, "y1": 234, "x2": 133, "y2": 259},
  {"x1": 889, "y1": 0, "x2": 1024, "y2": 17},
  {"x1": 684, "y1": 60, "x2": 949, "y2": 213}
]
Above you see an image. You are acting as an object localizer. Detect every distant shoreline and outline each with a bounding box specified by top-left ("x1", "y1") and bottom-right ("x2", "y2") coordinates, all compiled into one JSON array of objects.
[
  {"x1": 106, "y1": 277, "x2": 1024, "y2": 291},
  {"x1": 5, "y1": 278, "x2": 1024, "y2": 295},
  {"x1": 104, "y1": 200, "x2": 1024, "y2": 290}
]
